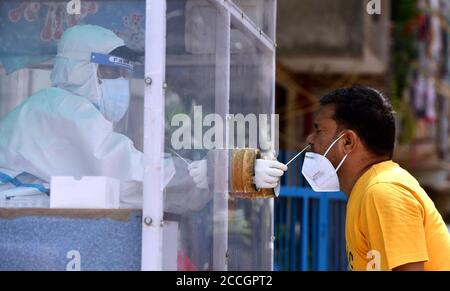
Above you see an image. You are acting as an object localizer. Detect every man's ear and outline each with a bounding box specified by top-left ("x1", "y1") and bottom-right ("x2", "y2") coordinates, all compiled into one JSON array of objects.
[{"x1": 343, "y1": 130, "x2": 358, "y2": 154}]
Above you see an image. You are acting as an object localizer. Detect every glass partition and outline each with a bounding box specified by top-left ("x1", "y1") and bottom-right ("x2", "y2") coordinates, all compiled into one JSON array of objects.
[
  {"x1": 232, "y1": 0, "x2": 276, "y2": 42},
  {"x1": 0, "y1": 0, "x2": 276, "y2": 271},
  {"x1": 227, "y1": 13, "x2": 275, "y2": 270}
]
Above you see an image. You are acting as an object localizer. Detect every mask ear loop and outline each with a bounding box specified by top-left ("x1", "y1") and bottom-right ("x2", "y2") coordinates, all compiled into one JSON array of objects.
[
  {"x1": 335, "y1": 154, "x2": 348, "y2": 172},
  {"x1": 323, "y1": 132, "x2": 348, "y2": 173},
  {"x1": 324, "y1": 133, "x2": 346, "y2": 157}
]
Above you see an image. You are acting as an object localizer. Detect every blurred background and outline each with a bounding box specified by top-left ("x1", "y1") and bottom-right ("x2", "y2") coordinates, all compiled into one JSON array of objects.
[
  {"x1": 0, "y1": 0, "x2": 447, "y2": 271},
  {"x1": 272, "y1": 0, "x2": 450, "y2": 271}
]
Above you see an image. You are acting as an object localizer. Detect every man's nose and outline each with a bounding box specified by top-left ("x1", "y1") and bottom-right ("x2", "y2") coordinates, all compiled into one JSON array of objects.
[{"x1": 306, "y1": 133, "x2": 314, "y2": 146}]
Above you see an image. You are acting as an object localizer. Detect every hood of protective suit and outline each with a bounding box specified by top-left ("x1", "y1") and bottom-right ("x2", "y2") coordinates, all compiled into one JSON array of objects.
[{"x1": 50, "y1": 25, "x2": 125, "y2": 105}]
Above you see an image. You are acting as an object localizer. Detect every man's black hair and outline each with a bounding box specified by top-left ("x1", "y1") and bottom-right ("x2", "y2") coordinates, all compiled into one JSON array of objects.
[{"x1": 320, "y1": 87, "x2": 396, "y2": 158}]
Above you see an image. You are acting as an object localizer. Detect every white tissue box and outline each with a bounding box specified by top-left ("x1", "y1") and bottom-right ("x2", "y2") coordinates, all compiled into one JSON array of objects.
[{"x1": 50, "y1": 176, "x2": 120, "y2": 209}]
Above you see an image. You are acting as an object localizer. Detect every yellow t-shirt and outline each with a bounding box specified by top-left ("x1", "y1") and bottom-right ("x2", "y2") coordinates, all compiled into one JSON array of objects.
[{"x1": 346, "y1": 160, "x2": 450, "y2": 271}]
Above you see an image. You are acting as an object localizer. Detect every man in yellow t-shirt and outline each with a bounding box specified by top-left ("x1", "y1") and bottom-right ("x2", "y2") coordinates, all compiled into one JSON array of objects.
[{"x1": 306, "y1": 87, "x2": 450, "y2": 271}]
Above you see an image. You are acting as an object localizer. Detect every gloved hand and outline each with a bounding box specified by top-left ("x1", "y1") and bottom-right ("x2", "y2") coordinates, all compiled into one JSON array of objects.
[
  {"x1": 254, "y1": 159, "x2": 288, "y2": 189},
  {"x1": 188, "y1": 160, "x2": 209, "y2": 189}
]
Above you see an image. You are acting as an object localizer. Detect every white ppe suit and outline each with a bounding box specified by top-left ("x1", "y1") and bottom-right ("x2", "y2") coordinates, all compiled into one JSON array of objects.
[{"x1": 0, "y1": 25, "x2": 206, "y2": 211}]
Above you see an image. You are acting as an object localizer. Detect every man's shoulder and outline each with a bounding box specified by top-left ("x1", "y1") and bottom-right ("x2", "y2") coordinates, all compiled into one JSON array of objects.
[
  {"x1": 363, "y1": 161, "x2": 425, "y2": 201},
  {"x1": 368, "y1": 161, "x2": 418, "y2": 187}
]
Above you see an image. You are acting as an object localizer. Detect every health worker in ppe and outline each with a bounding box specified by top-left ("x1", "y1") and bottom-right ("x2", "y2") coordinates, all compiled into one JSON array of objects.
[
  {"x1": 0, "y1": 25, "x2": 287, "y2": 210},
  {"x1": 0, "y1": 25, "x2": 163, "y2": 209}
]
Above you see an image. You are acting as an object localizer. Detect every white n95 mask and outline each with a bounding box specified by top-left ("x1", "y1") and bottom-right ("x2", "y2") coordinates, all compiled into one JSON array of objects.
[
  {"x1": 98, "y1": 77, "x2": 130, "y2": 123},
  {"x1": 301, "y1": 133, "x2": 348, "y2": 192}
]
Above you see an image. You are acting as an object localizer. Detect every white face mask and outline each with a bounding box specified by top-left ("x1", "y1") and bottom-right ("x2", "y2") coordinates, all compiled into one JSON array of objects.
[
  {"x1": 301, "y1": 133, "x2": 348, "y2": 192},
  {"x1": 98, "y1": 77, "x2": 130, "y2": 123}
]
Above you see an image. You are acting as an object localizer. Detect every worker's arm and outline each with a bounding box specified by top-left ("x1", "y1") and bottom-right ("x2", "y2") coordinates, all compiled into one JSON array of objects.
[{"x1": 393, "y1": 261, "x2": 425, "y2": 271}]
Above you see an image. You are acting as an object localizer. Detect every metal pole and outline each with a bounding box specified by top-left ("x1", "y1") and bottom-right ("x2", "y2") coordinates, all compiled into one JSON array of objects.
[
  {"x1": 142, "y1": 0, "x2": 167, "y2": 271},
  {"x1": 212, "y1": 2, "x2": 230, "y2": 271}
]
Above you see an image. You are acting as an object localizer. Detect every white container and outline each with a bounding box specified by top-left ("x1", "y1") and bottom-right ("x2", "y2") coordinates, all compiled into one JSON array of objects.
[{"x1": 50, "y1": 176, "x2": 120, "y2": 209}]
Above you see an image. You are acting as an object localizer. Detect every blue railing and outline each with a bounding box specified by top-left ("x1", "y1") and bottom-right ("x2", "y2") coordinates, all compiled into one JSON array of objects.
[{"x1": 274, "y1": 151, "x2": 348, "y2": 271}]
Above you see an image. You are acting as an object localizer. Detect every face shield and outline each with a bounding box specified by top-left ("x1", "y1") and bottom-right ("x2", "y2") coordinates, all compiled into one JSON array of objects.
[
  {"x1": 90, "y1": 51, "x2": 135, "y2": 123},
  {"x1": 91, "y1": 52, "x2": 134, "y2": 79}
]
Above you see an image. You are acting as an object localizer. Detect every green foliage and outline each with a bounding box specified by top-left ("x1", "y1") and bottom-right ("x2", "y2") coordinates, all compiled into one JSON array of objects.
[{"x1": 390, "y1": 0, "x2": 419, "y2": 143}]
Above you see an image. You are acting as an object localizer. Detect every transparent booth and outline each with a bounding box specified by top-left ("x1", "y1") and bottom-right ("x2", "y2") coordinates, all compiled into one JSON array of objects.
[{"x1": 0, "y1": 0, "x2": 277, "y2": 270}]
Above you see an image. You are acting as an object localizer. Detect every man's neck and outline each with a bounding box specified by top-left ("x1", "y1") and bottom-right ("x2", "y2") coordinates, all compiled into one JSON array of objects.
[{"x1": 339, "y1": 156, "x2": 390, "y2": 198}]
